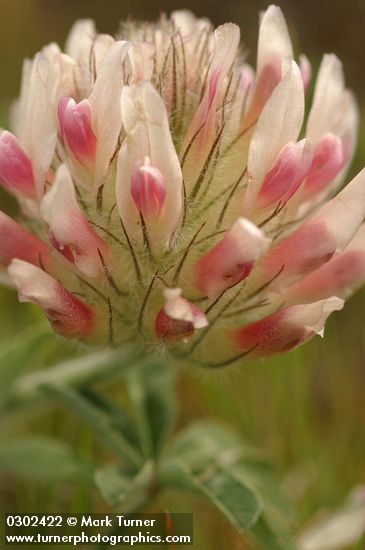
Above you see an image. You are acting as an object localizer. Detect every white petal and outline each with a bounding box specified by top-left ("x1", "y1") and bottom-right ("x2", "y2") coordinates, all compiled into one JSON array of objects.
[
  {"x1": 17, "y1": 53, "x2": 58, "y2": 198},
  {"x1": 333, "y1": 89, "x2": 358, "y2": 144},
  {"x1": 116, "y1": 82, "x2": 183, "y2": 244},
  {"x1": 41, "y1": 42, "x2": 61, "y2": 61},
  {"x1": 163, "y1": 288, "x2": 208, "y2": 328},
  {"x1": 312, "y1": 166, "x2": 365, "y2": 250},
  {"x1": 128, "y1": 42, "x2": 155, "y2": 84},
  {"x1": 171, "y1": 10, "x2": 202, "y2": 35},
  {"x1": 0, "y1": 210, "x2": 51, "y2": 268},
  {"x1": 260, "y1": 167, "x2": 365, "y2": 291},
  {"x1": 9, "y1": 259, "x2": 63, "y2": 311},
  {"x1": 297, "y1": 490, "x2": 365, "y2": 550},
  {"x1": 286, "y1": 224, "x2": 365, "y2": 304},
  {"x1": 329, "y1": 90, "x2": 359, "y2": 193},
  {"x1": 245, "y1": 60, "x2": 304, "y2": 212},
  {"x1": 93, "y1": 34, "x2": 116, "y2": 75},
  {"x1": 233, "y1": 296, "x2": 343, "y2": 357},
  {"x1": 291, "y1": 297, "x2": 344, "y2": 337},
  {"x1": 41, "y1": 164, "x2": 108, "y2": 278},
  {"x1": 257, "y1": 5, "x2": 293, "y2": 75},
  {"x1": 211, "y1": 23, "x2": 240, "y2": 77},
  {"x1": 65, "y1": 19, "x2": 96, "y2": 96},
  {"x1": 180, "y1": 22, "x2": 240, "y2": 175},
  {"x1": 88, "y1": 41, "x2": 130, "y2": 189},
  {"x1": 298, "y1": 66, "x2": 358, "y2": 210},
  {"x1": 164, "y1": 288, "x2": 194, "y2": 323},
  {"x1": 306, "y1": 54, "x2": 344, "y2": 144},
  {"x1": 170, "y1": 11, "x2": 212, "y2": 74},
  {"x1": 8, "y1": 259, "x2": 95, "y2": 339},
  {"x1": 46, "y1": 53, "x2": 76, "y2": 106},
  {"x1": 65, "y1": 19, "x2": 95, "y2": 59}
]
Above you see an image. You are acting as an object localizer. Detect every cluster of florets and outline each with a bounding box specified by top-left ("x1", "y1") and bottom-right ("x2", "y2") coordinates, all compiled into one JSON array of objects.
[{"x1": 1, "y1": 6, "x2": 365, "y2": 367}]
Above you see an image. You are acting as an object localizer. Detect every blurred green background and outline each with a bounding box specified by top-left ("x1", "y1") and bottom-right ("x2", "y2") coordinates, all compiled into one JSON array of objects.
[{"x1": 0, "y1": 0, "x2": 364, "y2": 548}]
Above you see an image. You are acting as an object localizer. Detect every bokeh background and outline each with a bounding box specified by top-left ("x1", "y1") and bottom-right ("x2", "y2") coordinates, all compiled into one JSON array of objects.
[{"x1": 0, "y1": 0, "x2": 364, "y2": 548}]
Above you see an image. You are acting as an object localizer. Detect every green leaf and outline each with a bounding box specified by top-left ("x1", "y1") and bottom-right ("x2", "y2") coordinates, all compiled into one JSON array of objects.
[
  {"x1": 161, "y1": 420, "x2": 265, "y2": 468},
  {"x1": 231, "y1": 461, "x2": 294, "y2": 543},
  {"x1": 0, "y1": 436, "x2": 94, "y2": 484},
  {"x1": 0, "y1": 327, "x2": 50, "y2": 411},
  {"x1": 95, "y1": 461, "x2": 154, "y2": 510},
  {"x1": 126, "y1": 360, "x2": 176, "y2": 459},
  {"x1": 42, "y1": 384, "x2": 143, "y2": 470},
  {"x1": 80, "y1": 388, "x2": 140, "y2": 449},
  {"x1": 161, "y1": 422, "x2": 293, "y2": 542},
  {"x1": 158, "y1": 421, "x2": 262, "y2": 533},
  {"x1": 95, "y1": 464, "x2": 134, "y2": 507},
  {"x1": 250, "y1": 516, "x2": 293, "y2": 550},
  {"x1": 12, "y1": 348, "x2": 134, "y2": 404}
]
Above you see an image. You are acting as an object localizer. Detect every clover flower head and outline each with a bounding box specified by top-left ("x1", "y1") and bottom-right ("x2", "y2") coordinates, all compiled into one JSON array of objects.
[{"x1": 1, "y1": 6, "x2": 365, "y2": 367}]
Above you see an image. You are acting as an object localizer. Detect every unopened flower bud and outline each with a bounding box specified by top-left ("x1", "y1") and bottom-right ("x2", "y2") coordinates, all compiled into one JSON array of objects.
[
  {"x1": 0, "y1": 131, "x2": 35, "y2": 197},
  {"x1": 155, "y1": 288, "x2": 208, "y2": 342},
  {"x1": 58, "y1": 97, "x2": 96, "y2": 170},
  {"x1": 256, "y1": 139, "x2": 313, "y2": 210},
  {"x1": 130, "y1": 157, "x2": 167, "y2": 219},
  {"x1": 8, "y1": 259, "x2": 96, "y2": 340},
  {"x1": 233, "y1": 297, "x2": 344, "y2": 357},
  {"x1": 303, "y1": 133, "x2": 345, "y2": 198},
  {"x1": 195, "y1": 218, "x2": 271, "y2": 298}
]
